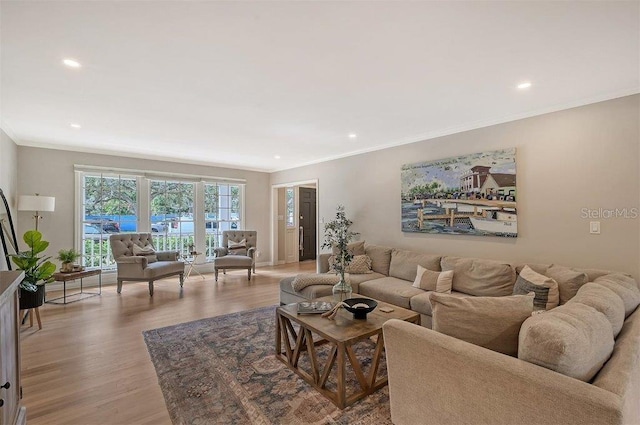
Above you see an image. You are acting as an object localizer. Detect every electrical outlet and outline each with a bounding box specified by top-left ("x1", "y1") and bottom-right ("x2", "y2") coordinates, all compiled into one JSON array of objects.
[{"x1": 590, "y1": 221, "x2": 600, "y2": 234}]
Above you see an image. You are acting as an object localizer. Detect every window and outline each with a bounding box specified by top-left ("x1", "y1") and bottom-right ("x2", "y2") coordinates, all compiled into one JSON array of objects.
[
  {"x1": 76, "y1": 167, "x2": 245, "y2": 271},
  {"x1": 81, "y1": 174, "x2": 138, "y2": 270},
  {"x1": 150, "y1": 180, "x2": 195, "y2": 256},
  {"x1": 286, "y1": 187, "x2": 295, "y2": 227},
  {"x1": 204, "y1": 183, "x2": 243, "y2": 260}
]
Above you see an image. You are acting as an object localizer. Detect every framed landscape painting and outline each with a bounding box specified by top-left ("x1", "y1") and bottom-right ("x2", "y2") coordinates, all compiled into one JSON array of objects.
[{"x1": 401, "y1": 148, "x2": 517, "y2": 237}]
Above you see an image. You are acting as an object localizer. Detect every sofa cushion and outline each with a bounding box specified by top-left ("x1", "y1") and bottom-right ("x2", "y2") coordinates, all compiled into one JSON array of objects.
[
  {"x1": 593, "y1": 274, "x2": 640, "y2": 318},
  {"x1": 441, "y1": 256, "x2": 515, "y2": 296},
  {"x1": 430, "y1": 292, "x2": 534, "y2": 356},
  {"x1": 569, "y1": 282, "x2": 625, "y2": 337},
  {"x1": 389, "y1": 249, "x2": 441, "y2": 281},
  {"x1": 518, "y1": 303, "x2": 614, "y2": 382},
  {"x1": 347, "y1": 272, "x2": 386, "y2": 288},
  {"x1": 516, "y1": 263, "x2": 615, "y2": 284},
  {"x1": 412, "y1": 266, "x2": 453, "y2": 293},
  {"x1": 410, "y1": 290, "x2": 470, "y2": 316},
  {"x1": 521, "y1": 264, "x2": 588, "y2": 304},
  {"x1": 358, "y1": 277, "x2": 424, "y2": 309},
  {"x1": 329, "y1": 254, "x2": 372, "y2": 274},
  {"x1": 513, "y1": 265, "x2": 559, "y2": 310},
  {"x1": 364, "y1": 244, "x2": 393, "y2": 276},
  {"x1": 333, "y1": 240, "x2": 365, "y2": 256}
]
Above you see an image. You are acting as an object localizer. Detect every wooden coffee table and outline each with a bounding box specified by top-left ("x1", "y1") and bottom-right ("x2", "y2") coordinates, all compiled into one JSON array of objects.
[{"x1": 275, "y1": 296, "x2": 420, "y2": 409}]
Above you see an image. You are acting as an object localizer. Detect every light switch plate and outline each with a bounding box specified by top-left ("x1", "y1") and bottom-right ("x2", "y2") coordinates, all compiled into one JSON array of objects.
[{"x1": 590, "y1": 221, "x2": 601, "y2": 234}]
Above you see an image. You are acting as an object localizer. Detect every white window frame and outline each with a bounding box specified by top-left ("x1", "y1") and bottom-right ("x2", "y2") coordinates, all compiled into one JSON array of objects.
[{"x1": 74, "y1": 166, "x2": 246, "y2": 271}]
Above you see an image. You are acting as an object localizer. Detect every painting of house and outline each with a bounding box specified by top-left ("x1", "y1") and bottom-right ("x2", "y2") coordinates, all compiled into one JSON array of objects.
[{"x1": 401, "y1": 148, "x2": 517, "y2": 237}]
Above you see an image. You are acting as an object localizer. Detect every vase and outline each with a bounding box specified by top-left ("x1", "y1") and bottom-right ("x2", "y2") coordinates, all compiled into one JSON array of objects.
[
  {"x1": 61, "y1": 262, "x2": 74, "y2": 273},
  {"x1": 332, "y1": 276, "x2": 353, "y2": 303}
]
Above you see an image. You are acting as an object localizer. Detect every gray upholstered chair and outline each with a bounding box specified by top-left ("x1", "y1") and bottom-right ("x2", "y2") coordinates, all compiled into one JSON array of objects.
[
  {"x1": 109, "y1": 233, "x2": 184, "y2": 296},
  {"x1": 213, "y1": 230, "x2": 256, "y2": 282}
]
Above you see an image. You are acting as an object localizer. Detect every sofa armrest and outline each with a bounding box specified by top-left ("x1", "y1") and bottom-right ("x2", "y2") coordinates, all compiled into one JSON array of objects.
[
  {"x1": 214, "y1": 247, "x2": 228, "y2": 258},
  {"x1": 317, "y1": 253, "x2": 332, "y2": 273},
  {"x1": 155, "y1": 250, "x2": 179, "y2": 261},
  {"x1": 382, "y1": 319, "x2": 623, "y2": 425},
  {"x1": 247, "y1": 247, "x2": 256, "y2": 260}
]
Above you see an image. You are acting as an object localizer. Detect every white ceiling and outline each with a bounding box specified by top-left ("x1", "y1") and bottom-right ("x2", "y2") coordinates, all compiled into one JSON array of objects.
[{"x1": 1, "y1": 1, "x2": 638, "y2": 173}]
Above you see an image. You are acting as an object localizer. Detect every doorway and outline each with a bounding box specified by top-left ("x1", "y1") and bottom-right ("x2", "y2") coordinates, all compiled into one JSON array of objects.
[
  {"x1": 271, "y1": 179, "x2": 319, "y2": 266},
  {"x1": 298, "y1": 187, "x2": 316, "y2": 261}
]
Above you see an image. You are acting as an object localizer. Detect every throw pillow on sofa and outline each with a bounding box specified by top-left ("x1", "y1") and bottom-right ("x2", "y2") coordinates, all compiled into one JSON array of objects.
[
  {"x1": 328, "y1": 254, "x2": 373, "y2": 274},
  {"x1": 412, "y1": 265, "x2": 453, "y2": 293},
  {"x1": 430, "y1": 292, "x2": 534, "y2": 356},
  {"x1": 521, "y1": 264, "x2": 588, "y2": 304},
  {"x1": 518, "y1": 303, "x2": 614, "y2": 382},
  {"x1": 513, "y1": 265, "x2": 559, "y2": 310}
]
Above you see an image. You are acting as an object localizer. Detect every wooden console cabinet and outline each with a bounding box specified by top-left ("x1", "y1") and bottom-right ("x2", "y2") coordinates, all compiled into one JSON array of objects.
[{"x1": 0, "y1": 271, "x2": 26, "y2": 425}]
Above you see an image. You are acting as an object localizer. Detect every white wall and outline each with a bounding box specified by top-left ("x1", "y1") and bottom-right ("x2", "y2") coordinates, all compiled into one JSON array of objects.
[
  {"x1": 17, "y1": 147, "x2": 272, "y2": 265},
  {"x1": 0, "y1": 130, "x2": 18, "y2": 270},
  {"x1": 271, "y1": 95, "x2": 640, "y2": 278}
]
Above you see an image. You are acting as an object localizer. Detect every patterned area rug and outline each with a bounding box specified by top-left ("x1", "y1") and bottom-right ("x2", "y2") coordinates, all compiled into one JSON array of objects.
[{"x1": 143, "y1": 306, "x2": 392, "y2": 425}]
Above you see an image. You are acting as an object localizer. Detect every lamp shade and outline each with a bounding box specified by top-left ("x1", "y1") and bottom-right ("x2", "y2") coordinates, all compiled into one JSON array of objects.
[{"x1": 18, "y1": 195, "x2": 56, "y2": 212}]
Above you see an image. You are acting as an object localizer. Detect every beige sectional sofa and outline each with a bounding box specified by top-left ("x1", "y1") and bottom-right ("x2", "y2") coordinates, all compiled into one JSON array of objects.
[{"x1": 279, "y1": 243, "x2": 640, "y2": 425}]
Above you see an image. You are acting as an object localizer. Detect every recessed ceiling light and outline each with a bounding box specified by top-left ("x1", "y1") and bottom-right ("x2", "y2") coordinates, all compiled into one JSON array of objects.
[
  {"x1": 70, "y1": 123, "x2": 81, "y2": 129},
  {"x1": 348, "y1": 133, "x2": 357, "y2": 139},
  {"x1": 63, "y1": 58, "x2": 82, "y2": 68},
  {"x1": 274, "y1": 155, "x2": 281, "y2": 159},
  {"x1": 517, "y1": 81, "x2": 532, "y2": 89}
]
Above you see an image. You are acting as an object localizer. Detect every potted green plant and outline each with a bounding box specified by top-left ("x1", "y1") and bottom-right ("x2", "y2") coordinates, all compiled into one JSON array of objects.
[
  {"x1": 321, "y1": 205, "x2": 359, "y2": 302},
  {"x1": 57, "y1": 248, "x2": 81, "y2": 272},
  {"x1": 11, "y1": 230, "x2": 56, "y2": 309}
]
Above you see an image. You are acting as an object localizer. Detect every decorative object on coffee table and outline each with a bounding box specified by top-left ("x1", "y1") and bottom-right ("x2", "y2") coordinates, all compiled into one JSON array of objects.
[
  {"x1": 321, "y1": 205, "x2": 358, "y2": 302},
  {"x1": 343, "y1": 298, "x2": 378, "y2": 319}
]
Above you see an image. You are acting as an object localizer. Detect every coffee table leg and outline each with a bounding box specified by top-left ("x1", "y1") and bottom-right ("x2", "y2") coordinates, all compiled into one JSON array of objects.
[
  {"x1": 336, "y1": 342, "x2": 346, "y2": 409},
  {"x1": 275, "y1": 311, "x2": 281, "y2": 356}
]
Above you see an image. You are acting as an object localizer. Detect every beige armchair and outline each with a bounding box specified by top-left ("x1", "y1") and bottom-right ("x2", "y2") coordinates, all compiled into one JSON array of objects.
[
  {"x1": 213, "y1": 230, "x2": 256, "y2": 282},
  {"x1": 109, "y1": 233, "x2": 184, "y2": 296}
]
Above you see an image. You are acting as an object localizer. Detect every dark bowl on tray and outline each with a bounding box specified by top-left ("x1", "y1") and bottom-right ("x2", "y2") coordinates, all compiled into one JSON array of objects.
[{"x1": 343, "y1": 298, "x2": 378, "y2": 320}]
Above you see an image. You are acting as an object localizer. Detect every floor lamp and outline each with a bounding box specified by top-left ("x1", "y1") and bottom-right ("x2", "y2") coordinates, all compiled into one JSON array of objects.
[{"x1": 18, "y1": 194, "x2": 56, "y2": 231}]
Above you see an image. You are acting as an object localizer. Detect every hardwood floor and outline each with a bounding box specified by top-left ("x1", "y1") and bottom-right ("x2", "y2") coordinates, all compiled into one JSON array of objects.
[{"x1": 19, "y1": 261, "x2": 315, "y2": 425}]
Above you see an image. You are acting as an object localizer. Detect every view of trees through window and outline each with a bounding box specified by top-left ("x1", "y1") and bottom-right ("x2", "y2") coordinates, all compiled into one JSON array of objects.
[
  {"x1": 150, "y1": 180, "x2": 195, "y2": 255},
  {"x1": 204, "y1": 183, "x2": 241, "y2": 259},
  {"x1": 82, "y1": 174, "x2": 138, "y2": 269},
  {"x1": 79, "y1": 173, "x2": 243, "y2": 269}
]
